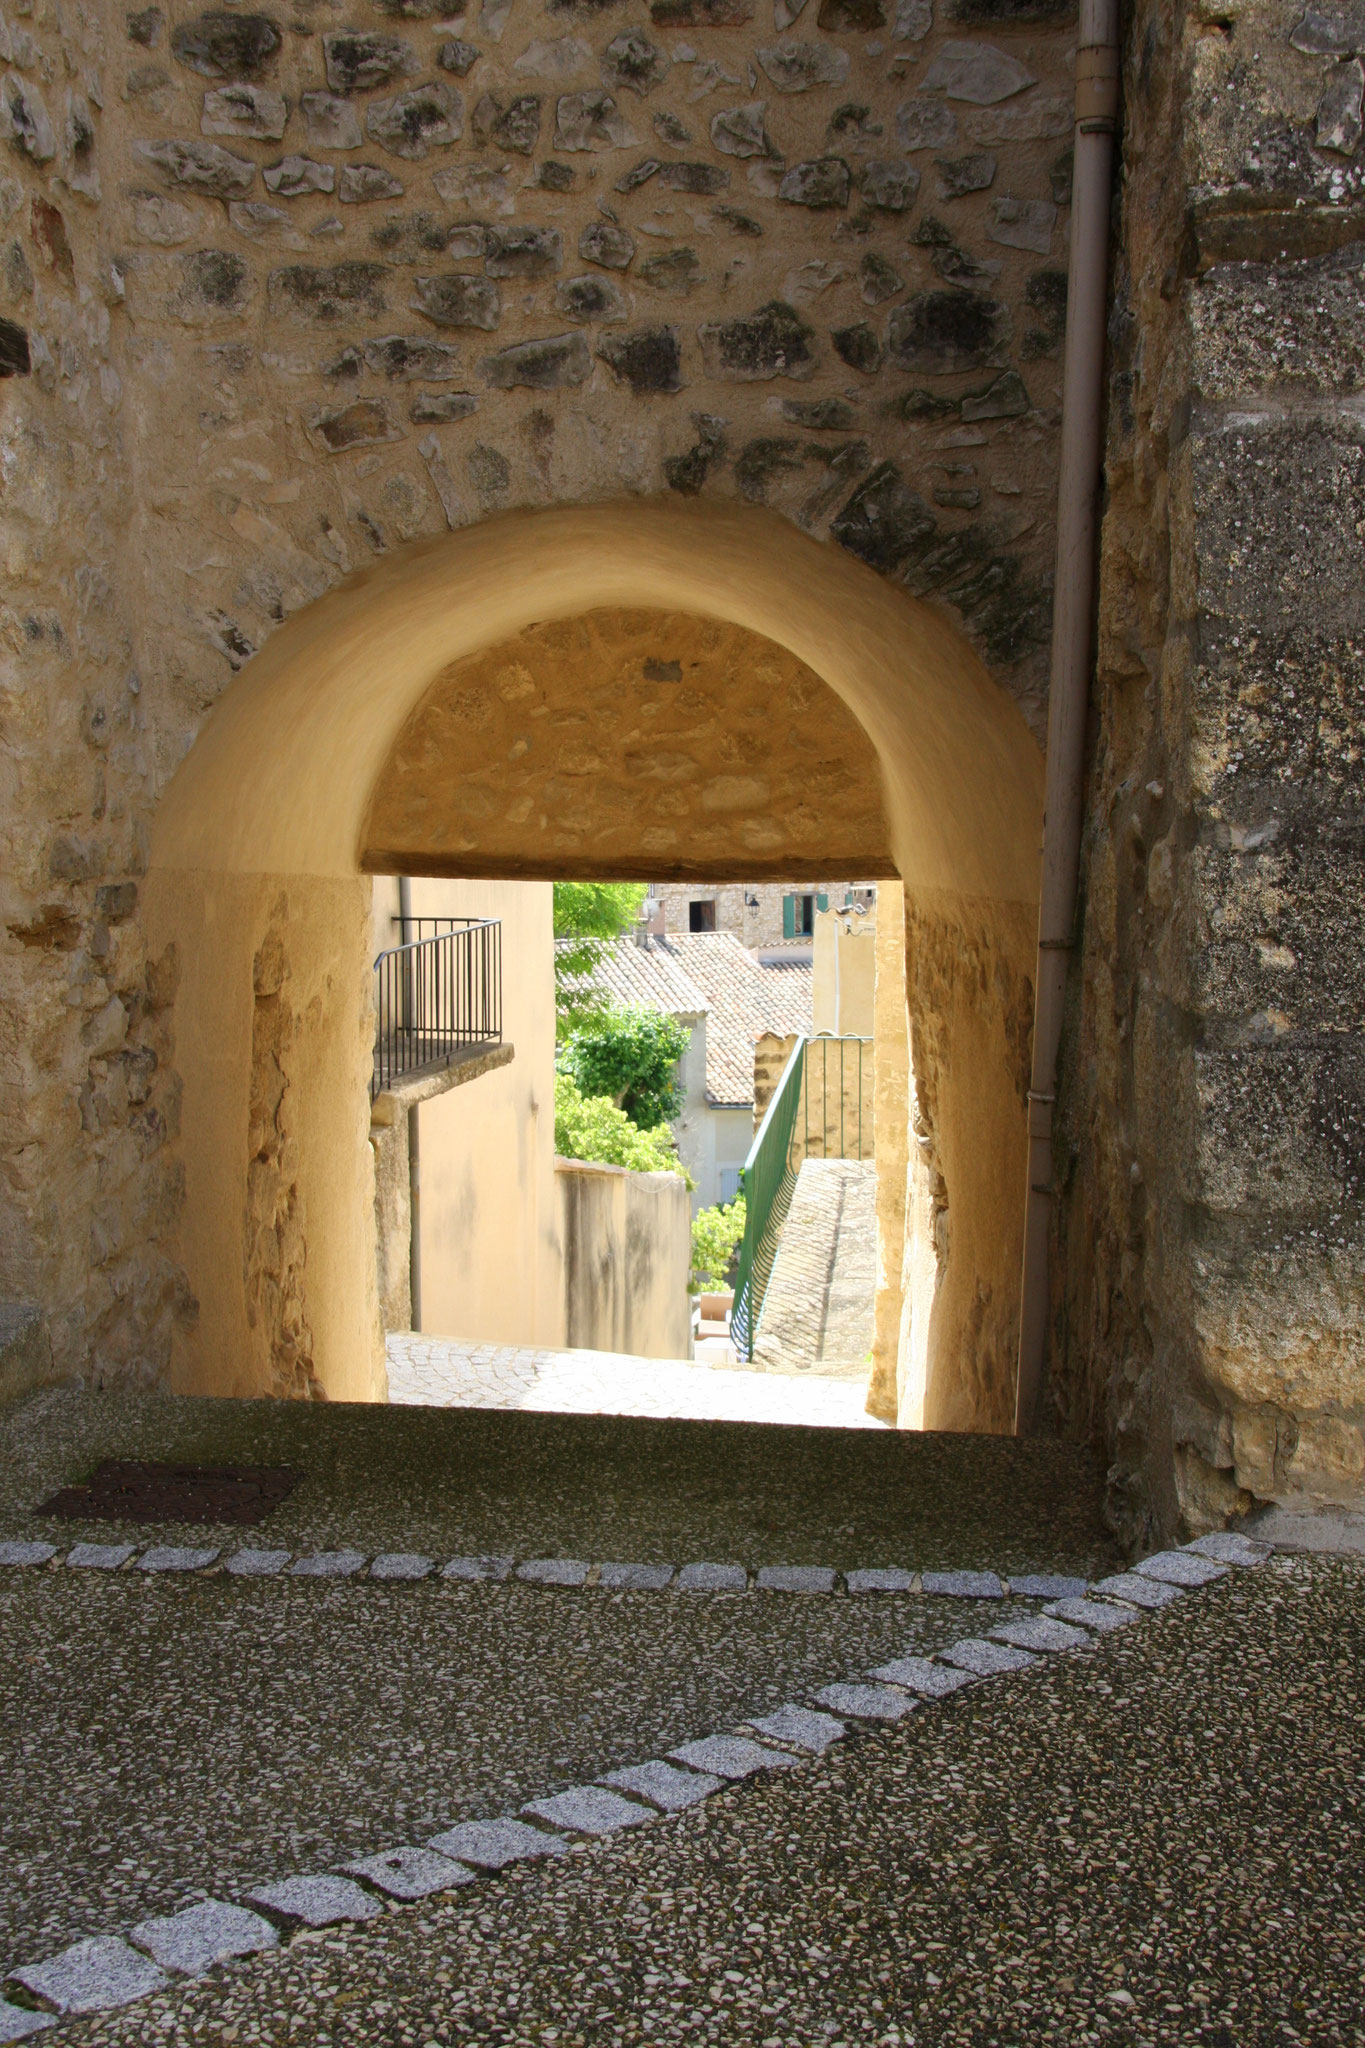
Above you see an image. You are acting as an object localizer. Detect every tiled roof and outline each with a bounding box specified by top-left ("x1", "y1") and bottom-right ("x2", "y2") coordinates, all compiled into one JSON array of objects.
[
  {"x1": 561, "y1": 935, "x2": 708, "y2": 1019},
  {"x1": 659, "y1": 933, "x2": 813, "y2": 1106}
]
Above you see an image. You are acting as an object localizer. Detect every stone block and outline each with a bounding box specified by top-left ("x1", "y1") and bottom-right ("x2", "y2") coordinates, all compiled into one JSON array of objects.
[
  {"x1": 1006, "y1": 1573, "x2": 1087, "y2": 1599},
  {"x1": 11, "y1": 1938, "x2": 168, "y2": 2013},
  {"x1": 861, "y1": 158, "x2": 920, "y2": 210},
  {"x1": 522, "y1": 1786, "x2": 653, "y2": 1835},
  {"x1": 601, "y1": 1759, "x2": 722, "y2": 1809},
  {"x1": 921, "y1": 38, "x2": 1035, "y2": 103},
  {"x1": 367, "y1": 83, "x2": 463, "y2": 158},
  {"x1": 343, "y1": 1846, "x2": 475, "y2": 1898},
  {"x1": 756, "y1": 1564, "x2": 836, "y2": 1592},
  {"x1": 134, "y1": 138, "x2": 256, "y2": 198},
  {"x1": 171, "y1": 12, "x2": 281, "y2": 77},
  {"x1": 442, "y1": 1554, "x2": 512, "y2": 1580},
  {"x1": 1134, "y1": 1550, "x2": 1227, "y2": 1587},
  {"x1": 66, "y1": 1543, "x2": 135, "y2": 1570},
  {"x1": 990, "y1": 1615, "x2": 1092, "y2": 1653},
  {"x1": 557, "y1": 275, "x2": 629, "y2": 323},
  {"x1": 268, "y1": 263, "x2": 389, "y2": 324},
  {"x1": 340, "y1": 164, "x2": 405, "y2": 203},
  {"x1": 697, "y1": 301, "x2": 817, "y2": 381},
  {"x1": 0, "y1": 1541, "x2": 55, "y2": 1567},
  {"x1": 668, "y1": 1734, "x2": 800, "y2": 1778},
  {"x1": 896, "y1": 97, "x2": 958, "y2": 151},
  {"x1": 129, "y1": 1900, "x2": 278, "y2": 1977},
  {"x1": 428, "y1": 1818, "x2": 567, "y2": 1868},
  {"x1": 224, "y1": 1548, "x2": 291, "y2": 1576},
  {"x1": 813, "y1": 1680, "x2": 916, "y2": 1721},
  {"x1": 369, "y1": 1552, "x2": 434, "y2": 1579},
  {"x1": 867, "y1": 1655, "x2": 977, "y2": 1695},
  {"x1": 602, "y1": 29, "x2": 670, "y2": 94},
  {"x1": 245, "y1": 1876, "x2": 382, "y2": 1927},
  {"x1": 515, "y1": 1556, "x2": 591, "y2": 1585},
  {"x1": 940, "y1": 1637, "x2": 1036, "y2": 1676},
  {"x1": 779, "y1": 159, "x2": 851, "y2": 209},
  {"x1": 676, "y1": 1561, "x2": 747, "y2": 1591},
  {"x1": 921, "y1": 1569, "x2": 1005, "y2": 1598},
  {"x1": 595, "y1": 1561, "x2": 675, "y2": 1589},
  {"x1": 289, "y1": 1550, "x2": 366, "y2": 1577},
  {"x1": 844, "y1": 1567, "x2": 916, "y2": 1592},
  {"x1": 202, "y1": 85, "x2": 287, "y2": 142},
  {"x1": 746, "y1": 1703, "x2": 847, "y2": 1751},
  {"x1": 1043, "y1": 1597, "x2": 1137, "y2": 1632},
  {"x1": 579, "y1": 220, "x2": 635, "y2": 269},
  {"x1": 485, "y1": 227, "x2": 563, "y2": 278},
  {"x1": 597, "y1": 326, "x2": 682, "y2": 393},
  {"x1": 1183, "y1": 1532, "x2": 1270, "y2": 1566},
  {"x1": 986, "y1": 196, "x2": 1056, "y2": 252},
  {"x1": 1092, "y1": 1571, "x2": 1182, "y2": 1610},
  {"x1": 323, "y1": 32, "x2": 420, "y2": 94},
  {"x1": 935, "y1": 150, "x2": 996, "y2": 196},
  {"x1": 264, "y1": 157, "x2": 335, "y2": 198},
  {"x1": 412, "y1": 274, "x2": 501, "y2": 330},
  {"x1": 303, "y1": 92, "x2": 363, "y2": 150},
  {"x1": 554, "y1": 90, "x2": 636, "y2": 151},
  {"x1": 887, "y1": 291, "x2": 1008, "y2": 373},
  {"x1": 137, "y1": 1546, "x2": 218, "y2": 1572},
  {"x1": 306, "y1": 399, "x2": 404, "y2": 454},
  {"x1": 0, "y1": 2002, "x2": 55, "y2": 2039}
]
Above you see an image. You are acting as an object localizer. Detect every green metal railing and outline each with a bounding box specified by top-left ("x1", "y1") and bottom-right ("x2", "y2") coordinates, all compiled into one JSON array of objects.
[{"x1": 730, "y1": 1034, "x2": 872, "y2": 1361}]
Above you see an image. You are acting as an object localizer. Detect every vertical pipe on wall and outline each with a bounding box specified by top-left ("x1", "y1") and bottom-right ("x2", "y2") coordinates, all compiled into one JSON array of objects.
[
  {"x1": 1014, "y1": 0, "x2": 1121, "y2": 1434},
  {"x1": 399, "y1": 875, "x2": 422, "y2": 1333}
]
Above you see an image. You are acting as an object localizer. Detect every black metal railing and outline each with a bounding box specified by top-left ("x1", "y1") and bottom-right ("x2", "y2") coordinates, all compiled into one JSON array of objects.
[{"x1": 372, "y1": 916, "x2": 502, "y2": 1101}]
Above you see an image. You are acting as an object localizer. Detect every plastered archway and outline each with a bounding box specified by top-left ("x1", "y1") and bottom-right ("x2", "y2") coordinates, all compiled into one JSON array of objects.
[{"x1": 146, "y1": 499, "x2": 1043, "y2": 1425}]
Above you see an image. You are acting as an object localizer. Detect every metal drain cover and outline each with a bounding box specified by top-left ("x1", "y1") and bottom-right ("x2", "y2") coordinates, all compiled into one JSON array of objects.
[{"x1": 36, "y1": 1459, "x2": 301, "y2": 1526}]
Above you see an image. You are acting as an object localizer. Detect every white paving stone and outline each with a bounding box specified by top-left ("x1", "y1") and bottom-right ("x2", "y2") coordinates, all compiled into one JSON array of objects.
[
  {"x1": 441, "y1": 1555, "x2": 513, "y2": 1581},
  {"x1": 669, "y1": 1734, "x2": 801, "y2": 1780},
  {"x1": 516, "y1": 1557, "x2": 591, "y2": 1586},
  {"x1": 0, "y1": 1541, "x2": 55, "y2": 1567},
  {"x1": 1006, "y1": 1573, "x2": 1088, "y2": 1599},
  {"x1": 991, "y1": 1615, "x2": 1092, "y2": 1654},
  {"x1": 1044, "y1": 1596, "x2": 1138, "y2": 1632},
  {"x1": 1093, "y1": 1570, "x2": 1182, "y2": 1610},
  {"x1": 522, "y1": 1786, "x2": 654, "y2": 1836},
  {"x1": 288, "y1": 1551, "x2": 366, "y2": 1579},
  {"x1": 65, "y1": 1544, "x2": 135, "y2": 1571},
  {"x1": 1134, "y1": 1550, "x2": 1227, "y2": 1587},
  {"x1": 11, "y1": 1937, "x2": 168, "y2": 2013},
  {"x1": 369, "y1": 1553, "x2": 434, "y2": 1580},
  {"x1": 756, "y1": 1565, "x2": 837, "y2": 1593},
  {"x1": 867, "y1": 1655, "x2": 977, "y2": 1697},
  {"x1": 746, "y1": 1703, "x2": 847, "y2": 1752},
  {"x1": 940, "y1": 1637, "x2": 1038, "y2": 1677},
  {"x1": 1183, "y1": 1531, "x2": 1270, "y2": 1566},
  {"x1": 921, "y1": 1570, "x2": 1005, "y2": 1599},
  {"x1": 844, "y1": 1567, "x2": 917, "y2": 1593},
  {"x1": 343, "y1": 1846, "x2": 476, "y2": 1899},
  {"x1": 427, "y1": 1818, "x2": 567, "y2": 1869},
  {"x1": 224, "y1": 1549, "x2": 291, "y2": 1576},
  {"x1": 245, "y1": 1875, "x2": 382, "y2": 1927},
  {"x1": 676, "y1": 1562, "x2": 748, "y2": 1592},
  {"x1": 595, "y1": 1561, "x2": 675, "y2": 1590},
  {"x1": 0, "y1": 2001, "x2": 55, "y2": 2039},
  {"x1": 129, "y1": 1900, "x2": 278, "y2": 1977},
  {"x1": 813, "y1": 1681, "x2": 916, "y2": 1722},
  {"x1": 137, "y1": 1546, "x2": 218, "y2": 1573},
  {"x1": 600, "y1": 1760, "x2": 724, "y2": 1810}
]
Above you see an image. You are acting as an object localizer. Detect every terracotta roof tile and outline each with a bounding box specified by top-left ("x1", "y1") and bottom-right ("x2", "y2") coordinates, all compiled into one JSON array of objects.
[{"x1": 659, "y1": 933, "x2": 812, "y2": 1106}]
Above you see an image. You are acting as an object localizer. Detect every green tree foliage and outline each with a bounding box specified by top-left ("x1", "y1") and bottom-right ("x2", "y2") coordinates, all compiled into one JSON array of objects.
[
  {"x1": 553, "y1": 881, "x2": 647, "y2": 1038},
  {"x1": 690, "y1": 1197, "x2": 746, "y2": 1293},
  {"x1": 561, "y1": 1005, "x2": 690, "y2": 1130},
  {"x1": 553, "y1": 1072, "x2": 690, "y2": 1181}
]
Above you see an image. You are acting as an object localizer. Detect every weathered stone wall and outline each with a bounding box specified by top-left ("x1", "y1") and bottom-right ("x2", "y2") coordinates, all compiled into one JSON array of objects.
[
  {"x1": 558, "y1": 1153, "x2": 693, "y2": 1358},
  {"x1": 657, "y1": 879, "x2": 862, "y2": 944},
  {"x1": 1053, "y1": 0, "x2": 1365, "y2": 1539}
]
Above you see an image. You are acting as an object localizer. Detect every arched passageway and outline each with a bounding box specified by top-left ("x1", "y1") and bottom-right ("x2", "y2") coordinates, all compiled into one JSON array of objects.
[{"x1": 146, "y1": 499, "x2": 1042, "y2": 1431}]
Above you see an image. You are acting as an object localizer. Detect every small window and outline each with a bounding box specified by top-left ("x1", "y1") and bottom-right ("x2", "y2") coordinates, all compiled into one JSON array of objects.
[
  {"x1": 782, "y1": 893, "x2": 814, "y2": 938},
  {"x1": 689, "y1": 899, "x2": 717, "y2": 932},
  {"x1": 718, "y1": 1165, "x2": 743, "y2": 1204}
]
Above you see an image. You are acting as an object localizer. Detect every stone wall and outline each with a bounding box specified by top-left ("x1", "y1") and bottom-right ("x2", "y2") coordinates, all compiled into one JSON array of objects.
[
  {"x1": 558, "y1": 1153, "x2": 693, "y2": 1358},
  {"x1": 1053, "y1": 0, "x2": 1365, "y2": 1540}
]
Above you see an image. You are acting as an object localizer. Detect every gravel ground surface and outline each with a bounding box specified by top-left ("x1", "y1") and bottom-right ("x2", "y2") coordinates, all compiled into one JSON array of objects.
[
  {"x1": 0, "y1": 1569, "x2": 1054, "y2": 1967},
  {"x1": 0, "y1": 1390, "x2": 1117, "y2": 1576},
  {"x1": 51, "y1": 1551, "x2": 1365, "y2": 2048}
]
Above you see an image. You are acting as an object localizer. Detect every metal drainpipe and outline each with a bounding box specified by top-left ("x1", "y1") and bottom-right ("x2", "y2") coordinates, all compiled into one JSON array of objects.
[
  {"x1": 398, "y1": 875, "x2": 422, "y2": 1334},
  {"x1": 1014, "y1": 0, "x2": 1121, "y2": 1434}
]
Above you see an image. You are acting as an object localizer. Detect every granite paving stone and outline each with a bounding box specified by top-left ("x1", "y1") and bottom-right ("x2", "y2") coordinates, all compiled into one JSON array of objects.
[
  {"x1": 136, "y1": 1547, "x2": 218, "y2": 1573},
  {"x1": 0, "y1": 2002, "x2": 54, "y2": 2040},
  {"x1": 0, "y1": 1543, "x2": 54, "y2": 1567},
  {"x1": 1094, "y1": 1570, "x2": 1182, "y2": 1609},
  {"x1": 990, "y1": 1616, "x2": 1093, "y2": 1654},
  {"x1": 522, "y1": 1787, "x2": 655, "y2": 1836},
  {"x1": 668, "y1": 1736, "x2": 800, "y2": 1779},
  {"x1": 10, "y1": 1937, "x2": 167, "y2": 2013},
  {"x1": 342, "y1": 1848, "x2": 475, "y2": 1900},
  {"x1": 288, "y1": 1551, "x2": 366, "y2": 1579},
  {"x1": 1134, "y1": 1550, "x2": 1227, "y2": 1587},
  {"x1": 367, "y1": 1553, "x2": 434, "y2": 1580},
  {"x1": 516, "y1": 1558, "x2": 591, "y2": 1586},
  {"x1": 941, "y1": 1637, "x2": 1038, "y2": 1676},
  {"x1": 1184, "y1": 1531, "x2": 1269, "y2": 1566},
  {"x1": 426, "y1": 1819, "x2": 567, "y2": 1870},
  {"x1": 922, "y1": 1570, "x2": 1005, "y2": 1599},
  {"x1": 844, "y1": 1567, "x2": 917, "y2": 1592},
  {"x1": 599, "y1": 1761, "x2": 723, "y2": 1811},
  {"x1": 244, "y1": 1877, "x2": 382, "y2": 1929},
  {"x1": 223, "y1": 1550, "x2": 290, "y2": 1576},
  {"x1": 440, "y1": 1555, "x2": 512, "y2": 1581},
  {"x1": 1006, "y1": 1573, "x2": 1087, "y2": 1599},
  {"x1": 127, "y1": 1901, "x2": 277, "y2": 1977},
  {"x1": 813, "y1": 1680, "x2": 916, "y2": 1722},
  {"x1": 745, "y1": 1703, "x2": 846, "y2": 1752},
  {"x1": 676, "y1": 1562, "x2": 747, "y2": 1591},
  {"x1": 1044, "y1": 1595, "x2": 1137, "y2": 1631},
  {"x1": 595, "y1": 1562, "x2": 674, "y2": 1590},
  {"x1": 756, "y1": 1565, "x2": 837, "y2": 1593},
  {"x1": 64, "y1": 1545, "x2": 134, "y2": 1571},
  {"x1": 867, "y1": 1654, "x2": 977, "y2": 1696}
]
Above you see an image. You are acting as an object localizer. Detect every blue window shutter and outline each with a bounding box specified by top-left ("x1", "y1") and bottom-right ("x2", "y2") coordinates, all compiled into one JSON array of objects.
[
  {"x1": 816, "y1": 890, "x2": 828, "y2": 913},
  {"x1": 782, "y1": 894, "x2": 795, "y2": 938}
]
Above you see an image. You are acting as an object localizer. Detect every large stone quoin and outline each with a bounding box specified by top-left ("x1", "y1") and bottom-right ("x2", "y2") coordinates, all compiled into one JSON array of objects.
[{"x1": 0, "y1": 0, "x2": 1360, "y2": 1547}]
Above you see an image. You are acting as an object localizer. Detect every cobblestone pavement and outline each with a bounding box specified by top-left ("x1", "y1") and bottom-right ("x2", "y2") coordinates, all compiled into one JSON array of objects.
[
  {"x1": 46, "y1": 1550, "x2": 1365, "y2": 2047},
  {"x1": 386, "y1": 1334, "x2": 883, "y2": 1428},
  {"x1": 753, "y1": 1159, "x2": 877, "y2": 1378}
]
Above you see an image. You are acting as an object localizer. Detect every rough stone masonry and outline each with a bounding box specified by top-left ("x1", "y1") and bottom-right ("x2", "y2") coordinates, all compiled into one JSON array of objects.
[{"x1": 0, "y1": 0, "x2": 1359, "y2": 1541}]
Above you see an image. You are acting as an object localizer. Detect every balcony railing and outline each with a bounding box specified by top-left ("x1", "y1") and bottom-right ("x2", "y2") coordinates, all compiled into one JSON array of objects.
[{"x1": 372, "y1": 916, "x2": 502, "y2": 1101}]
